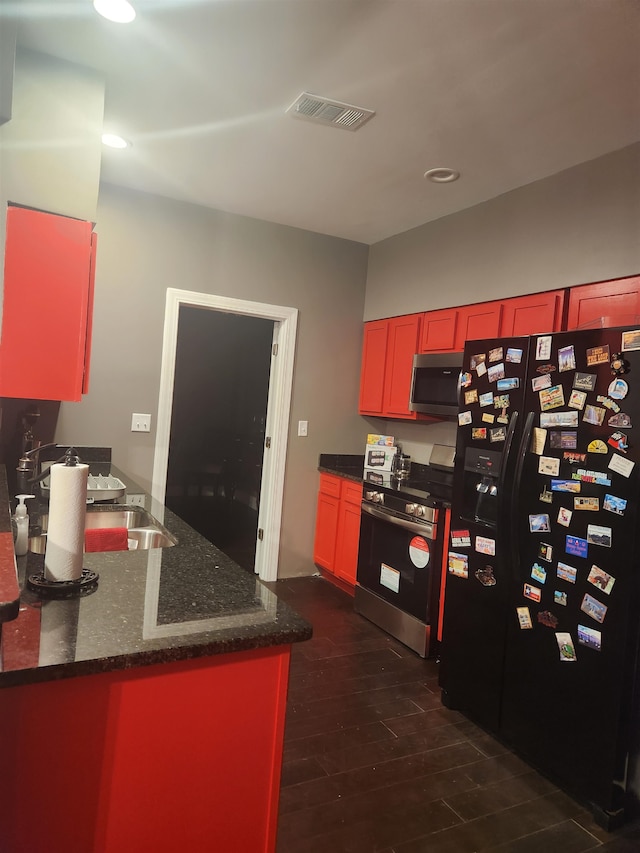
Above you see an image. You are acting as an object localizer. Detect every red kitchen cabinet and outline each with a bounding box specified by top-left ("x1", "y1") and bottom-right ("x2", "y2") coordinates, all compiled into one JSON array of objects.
[
  {"x1": 419, "y1": 308, "x2": 458, "y2": 352},
  {"x1": 358, "y1": 320, "x2": 388, "y2": 415},
  {"x1": 314, "y1": 473, "x2": 363, "y2": 589},
  {"x1": 500, "y1": 289, "x2": 566, "y2": 336},
  {"x1": 0, "y1": 205, "x2": 97, "y2": 402},
  {"x1": 455, "y1": 301, "x2": 502, "y2": 348},
  {"x1": 566, "y1": 275, "x2": 640, "y2": 330},
  {"x1": 334, "y1": 480, "x2": 364, "y2": 587},
  {"x1": 359, "y1": 314, "x2": 421, "y2": 419}
]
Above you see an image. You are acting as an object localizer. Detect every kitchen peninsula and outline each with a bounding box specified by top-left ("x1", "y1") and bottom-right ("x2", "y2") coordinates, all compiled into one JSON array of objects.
[{"x1": 0, "y1": 463, "x2": 311, "y2": 853}]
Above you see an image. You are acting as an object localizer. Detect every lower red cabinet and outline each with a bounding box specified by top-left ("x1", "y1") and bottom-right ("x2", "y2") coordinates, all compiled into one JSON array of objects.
[{"x1": 313, "y1": 473, "x2": 363, "y2": 589}]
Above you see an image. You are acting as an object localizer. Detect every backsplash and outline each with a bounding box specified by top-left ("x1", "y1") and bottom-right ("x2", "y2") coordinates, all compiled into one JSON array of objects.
[{"x1": 380, "y1": 419, "x2": 457, "y2": 465}]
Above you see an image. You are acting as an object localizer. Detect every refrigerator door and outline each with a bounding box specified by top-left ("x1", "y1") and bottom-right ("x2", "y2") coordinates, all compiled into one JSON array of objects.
[
  {"x1": 439, "y1": 337, "x2": 529, "y2": 731},
  {"x1": 501, "y1": 326, "x2": 640, "y2": 824}
]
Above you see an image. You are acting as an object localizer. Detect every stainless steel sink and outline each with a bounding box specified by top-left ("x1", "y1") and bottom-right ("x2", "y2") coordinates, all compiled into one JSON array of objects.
[{"x1": 29, "y1": 505, "x2": 178, "y2": 553}]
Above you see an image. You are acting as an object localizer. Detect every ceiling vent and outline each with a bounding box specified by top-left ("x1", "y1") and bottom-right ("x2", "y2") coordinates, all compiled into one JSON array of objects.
[{"x1": 286, "y1": 92, "x2": 375, "y2": 132}]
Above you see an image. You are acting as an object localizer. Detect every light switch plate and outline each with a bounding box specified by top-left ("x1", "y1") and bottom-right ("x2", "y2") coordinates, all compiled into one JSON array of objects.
[
  {"x1": 297, "y1": 420, "x2": 308, "y2": 437},
  {"x1": 131, "y1": 413, "x2": 151, "y2": 432}
]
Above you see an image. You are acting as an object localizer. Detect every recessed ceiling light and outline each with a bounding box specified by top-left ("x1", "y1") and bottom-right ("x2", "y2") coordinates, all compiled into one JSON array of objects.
[
  {"x1": 424, "y1": 168, "x2": 460, "y2": 183},
  {"x1": 93, "y1": 0, "x2": 136, "y2": 24},
  {"x1": 101, "y1": 133, "x2": 131, "y2": 149}
]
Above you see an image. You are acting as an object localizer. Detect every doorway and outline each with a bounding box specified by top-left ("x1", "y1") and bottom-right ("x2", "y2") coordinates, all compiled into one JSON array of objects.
[
  {"x1": 164, "y1": 306, "x2": 274, "y2": 571},
  {"x1": 152, "y1": 289, "x2": 298, "y2": 582}
]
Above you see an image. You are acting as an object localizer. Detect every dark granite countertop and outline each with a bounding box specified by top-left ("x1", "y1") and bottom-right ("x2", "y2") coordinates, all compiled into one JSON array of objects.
[
  {"x1": 318, "y1": 453, "x2": 364, "y2": 483},
  {"x1": 0, "y1": 463, "x2": 312, "y2": 688}
]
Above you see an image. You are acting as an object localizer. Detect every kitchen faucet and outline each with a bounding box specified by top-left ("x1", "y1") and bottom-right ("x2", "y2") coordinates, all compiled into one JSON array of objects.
[{"x1": 16, "y1": 443, "x2": 80, "y2": 493}]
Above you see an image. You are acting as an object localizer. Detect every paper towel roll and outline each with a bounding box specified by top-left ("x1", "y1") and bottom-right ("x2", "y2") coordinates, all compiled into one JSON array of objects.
[{"x1": 44, "y1": 463, "x2": 89, "y2": 582}]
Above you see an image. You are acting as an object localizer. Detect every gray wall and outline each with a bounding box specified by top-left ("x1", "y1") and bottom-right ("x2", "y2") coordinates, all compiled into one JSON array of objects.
[
  {"x1": 55, "y1": 183, "x2": 370, "y2": 578},
  {"x1": 366, "y1": 143, "x2": 640, "y2": 320}
]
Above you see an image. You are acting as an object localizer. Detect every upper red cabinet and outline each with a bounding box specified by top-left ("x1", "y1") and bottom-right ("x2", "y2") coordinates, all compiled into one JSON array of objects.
[
  {"x1": 359, "y1": 314, "x2": 421, "y2": 419},
  {"x1": 566, "y1": 276, "x2": 640, "y2": 330},
  {"x1": 419, "y1": 308, "x2": 458, "y2": 352},
  {"x1": 455, "y1": 301, "x2": 502, "y2": 347},
  {"x1": 500, "y1": 290, "x2": 565, "y2": 336},
  {"x1": 0, "y1": 206, "x2": 97, "y2": 402}
]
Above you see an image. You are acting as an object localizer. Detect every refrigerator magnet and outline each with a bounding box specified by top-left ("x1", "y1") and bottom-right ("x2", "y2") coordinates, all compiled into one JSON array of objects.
[
  {"x1": 587, "y1": 565, "x2": 615, "y2": 595},
  {"x1": 603, "y1": 494, "x2": 627, "y2": 515},
  {"x1": 458, "y1": 411, "x2": 472, "y2": 426},
  {"x1": 471, "y1": 427, "x2": 487, "y2": 440},
  {"x1": 460, "y1": 371, "x2": 473, "y2": 388},
  {"x1": 554, "y1": 590, "x2": 568, "y2": 607},
  {"x1": 574, "y1": 497, "x2": 599, "y2": 512},
  {"x1": 611, "y1": 352, "x2": 631, "y2": 374},
  {"x1": 451, "y1": 529, "x2": 471, "y2": 548},
  {"x1": 464, "y1": 389, "x2": 478, "y2": 405},
  {"x1": 596, "y1": 395, "x2": 620, "y2": 414},
  {"x1": 531, "y1": 563, "x2": 547, "y2": 584},
  {"x1": 496, "y1": 377, "x2": 520, "y2": 391},
  {"x1": 475, "y1": 535, "x2": 496, "y2": 555},
  {"x1": 523, "y1": 583, "x2": 542, "y2": 603},
  {"x1": 607, "y1": 432, "x2": 628, "y2": 453},
  {"x1": 516, "y1": 607, "x2": 533, "y2": 629},
  {"x1": 475, "y1": 566, "x2": 496, "y2": 587},
  {"x1": 608, "y1": 453, "x2": 635, "y2": 478},
  {"x1": 557, "y1": 561, "x2": 577, "y2": 583},
  {"x1": 621, "y1": 331, "x2": 640, "y2": 352},
  {"x1": 558, "y1": 345, "x2": 577, "y2": 372},
  {"x1": 532, "y1": 427, "x2": 548, "y2": 454},
  {"x1": 587, "y1": 439, "x2": 608, "y2": 454},
  {"x1": 608, "y1": 378, "x2": 629, "y2": 400},
  {"x1": 586, "y1": 344, "x2": 610, "y2": 366},
  {"x1": 583, "y1": 405, "x2": 606, "y2": 426},
  {"x1": 476, "y1": 361, "x2": 487, "y2": 377},
  {"x1": 580, "y1": 593, "x2": 608, "y2": 624},
  {"x1": 537, "y1": 610, "x2": 558, "y2": 629},
  {"x1": 539, "y1": 385, "x2": 565, "y2": 411},
  {"x1": 497, "y1": 415, "x2": 510, "y2": 424},
  {"x1": 551, "y1": 479, "x2": 580, "y2": 493},
  {"x1": 573, "y1": 372, "x2": 597, "y2": 391},
  {"x1": 608, "y1": 412, "x2": 632, "y2": 428},
  {"x1": 482, "y1": 413, "x2": 496, "y2": 424},
  {"x1": 557, "y1": 507, "x2": 573, "y2": 527},
  {"x1": 586, "y1": 524, "x2": 612, "y2": 548},
  {"x1": 490, "y1": 427, "x2": 506, "y2": 442},
  {"x1": 577, "y1": 624, "x2": 601, "y2": 651},
  {"x1": 529, "y1": 513, "x2": 551, "y2": 533},
  {"x1": 539, "y1": 542, "x2": 553, "y2": 562},
  {"x1": 538, "y1": 456, "x2": 560, "y2": 476},
  {"x1": 556, "y1": 632, "x2": 577, "y2": 661},
  {"x1": 532, "y1": 374, "x2": 552, "y2": 392},
  {"x1": 574, "y1": 469, "x2": 610, "y2": 486},
  {"x1": 536, "y1": 336, "x2": 553, "y2": 360},
  {"x1": 536, "y1": 363, "x2": 556, "y2": 374},
  {"x1": 568, "y1": 390, "x2": 587, "y2": 411},
  {"x1": 565, "y1": 535, "x2": 588, "y2": 559},
  {"x1": 487, "y1": 363, "x2": 505, "y2": 383},
  {"x1": 506, "y1": 347, "x2": 523, "y2": 363},
  {"x1": 550, "y1": 430, "x2": 577, "y2": 449},
  {"x1": 448, "y1": 552, "x2": 469, "y2": 578},
  {"x1": 493, "y1": 394, "x2": 510, "y2": 410},
  {"x1": 488, "y1": 346, "x2": 503, "y2": 363},
  {"x1": 470, "y1": 354, "x2": 486, "y2": 371},
  {"x1": 539, "y1": 486, "x2": 553, "y2": 504},
  {"x1": 540, "y1": 412, "x2": 578, "y2": 428},
  {"x1": 479, "y1": 392, "x2": 494, "y2": 407},
  {"x1": 564, "y1": 451, "x2": 586, "y2": 464}
]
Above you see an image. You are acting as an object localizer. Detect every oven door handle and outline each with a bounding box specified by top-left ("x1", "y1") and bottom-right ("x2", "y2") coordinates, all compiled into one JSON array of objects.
[{"x1": 361, "y1": 502, "x2": 435, "y2": 538}]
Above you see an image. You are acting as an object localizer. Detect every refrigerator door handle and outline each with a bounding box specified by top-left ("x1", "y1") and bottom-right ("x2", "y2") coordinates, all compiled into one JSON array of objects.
[
  {"x1": 495, "y1": 410, "x2": 519, "y2": 524},
  {"x1": 509, "y1": 410, "x2": 535, "y2": 567}
]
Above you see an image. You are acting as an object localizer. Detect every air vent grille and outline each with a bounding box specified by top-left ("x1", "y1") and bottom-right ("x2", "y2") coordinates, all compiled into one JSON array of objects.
[{"x1": 286, "y1": 93, "x2": 375, "y2": 132}]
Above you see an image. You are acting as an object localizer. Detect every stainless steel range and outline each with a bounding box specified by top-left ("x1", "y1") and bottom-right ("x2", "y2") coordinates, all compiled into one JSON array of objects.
[{"x1": 354, "y1": 446, "x2": 454, "y2": 658}]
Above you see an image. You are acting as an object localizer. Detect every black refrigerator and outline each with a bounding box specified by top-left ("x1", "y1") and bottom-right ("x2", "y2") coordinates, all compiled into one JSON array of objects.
[{"x1": 439, "y1": 324, "x2": 640, "y2": 828}]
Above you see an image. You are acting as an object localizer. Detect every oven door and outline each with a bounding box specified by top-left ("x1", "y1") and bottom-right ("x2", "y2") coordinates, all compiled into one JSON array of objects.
[{"x1": 356, "y1": 503, "x2": 439, "y2": 621}]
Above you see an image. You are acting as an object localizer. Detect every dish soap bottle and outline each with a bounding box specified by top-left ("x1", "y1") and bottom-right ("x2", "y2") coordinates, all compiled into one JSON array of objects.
[{"x1": 13, "y1": 494, "x2": 35, "y2": 557}]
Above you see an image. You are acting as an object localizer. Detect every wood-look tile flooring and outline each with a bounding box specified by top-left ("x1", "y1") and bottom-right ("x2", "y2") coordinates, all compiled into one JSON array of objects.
[{"x1": 270, "y1": 576, "x2": 640, "y2": 853}]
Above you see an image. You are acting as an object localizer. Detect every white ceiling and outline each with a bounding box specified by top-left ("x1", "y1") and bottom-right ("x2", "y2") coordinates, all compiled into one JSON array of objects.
[{"x1": 10, "y1": 0, "x2": 640, "y2": 245}]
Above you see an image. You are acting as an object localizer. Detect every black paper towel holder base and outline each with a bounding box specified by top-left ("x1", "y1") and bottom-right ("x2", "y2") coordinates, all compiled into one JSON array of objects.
[{"x1": 27, "y1": 569, "x2": 99, "y2": 599}]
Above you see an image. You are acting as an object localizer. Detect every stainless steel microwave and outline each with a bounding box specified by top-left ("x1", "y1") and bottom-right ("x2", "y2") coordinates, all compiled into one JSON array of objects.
[{"x1": 409, "y1": 352, "x2": 463, "y2": 418}]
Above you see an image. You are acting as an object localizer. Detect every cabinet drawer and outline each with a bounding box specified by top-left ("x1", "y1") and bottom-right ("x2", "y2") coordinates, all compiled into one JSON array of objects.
[
  {"x1": 318, "y1": 473, "x2": 342, "y2": 499},
  {"x1": 343, "y1": 482, "x2": 363, "y2": 506}
]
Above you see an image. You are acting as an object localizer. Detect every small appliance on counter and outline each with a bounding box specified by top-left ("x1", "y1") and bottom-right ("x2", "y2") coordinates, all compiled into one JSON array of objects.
[
  {"x1": 355, "y1": 443, "x2": 455, "y2": 658},
  {"x1": 363, "y1": 434, "x2": 398, "y2": 475}
]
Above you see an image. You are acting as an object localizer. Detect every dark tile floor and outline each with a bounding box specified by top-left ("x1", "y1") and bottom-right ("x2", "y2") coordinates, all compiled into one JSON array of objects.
[{"x1": 271, "y1": 576, "x2": 640, "y2": 853}]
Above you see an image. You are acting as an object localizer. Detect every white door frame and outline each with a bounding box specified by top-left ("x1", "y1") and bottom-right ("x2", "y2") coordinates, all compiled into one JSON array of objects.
[{"x1": 151, "y1": 288, "x2": 298, "y2": 582}]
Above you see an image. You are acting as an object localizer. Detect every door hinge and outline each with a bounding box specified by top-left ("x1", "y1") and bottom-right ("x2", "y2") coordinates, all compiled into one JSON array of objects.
[
  {"x1": 258, "y1": 528, "x2": 264, "y2": 541},
  {"x1": 265, "y1": 436, "x2": 271, "y2": 448},
  {"x1": 272, "y1": 343, "x2": 278, "y2": 356}
]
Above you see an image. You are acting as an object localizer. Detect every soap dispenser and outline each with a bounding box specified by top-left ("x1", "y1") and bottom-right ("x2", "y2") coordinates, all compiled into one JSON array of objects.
[{"x1": 13, "y1": 494, "x2": 35, "y2": 557}]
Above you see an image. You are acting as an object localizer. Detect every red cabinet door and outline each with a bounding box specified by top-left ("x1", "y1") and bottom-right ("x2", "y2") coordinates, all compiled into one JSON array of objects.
[
  {"x1": 455, "y1": 301, "x2": 502, "y2": 348},
  {"x1": 0, "y1": 206, "x2": 95, "y2": 401},
  {"x1": 334, "y1": 482, "x2": 363, "y2": 586},
  {"x1": 566, "y1": 276, "x2": 640, "y2": 330},
  {"x1": 419, "y1": 308, "x2": 458, "y2": 352},
  {"x1": 500, "y1": 290, "x2": 566, "y2": 336},
  {"x1": 313, "y1": 474, "x2": 341, "y2": 573},
  {"x1": 382, "y1": 314, "x2": 421, "y2": 418},
  {"x1": 358, "y1": 320, "x2": 388, "y2": 415}
]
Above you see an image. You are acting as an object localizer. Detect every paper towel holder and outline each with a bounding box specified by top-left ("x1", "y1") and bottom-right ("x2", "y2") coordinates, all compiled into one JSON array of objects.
[{"x1": 27, "y1": 568, "x2": 99, "y2": 599}]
